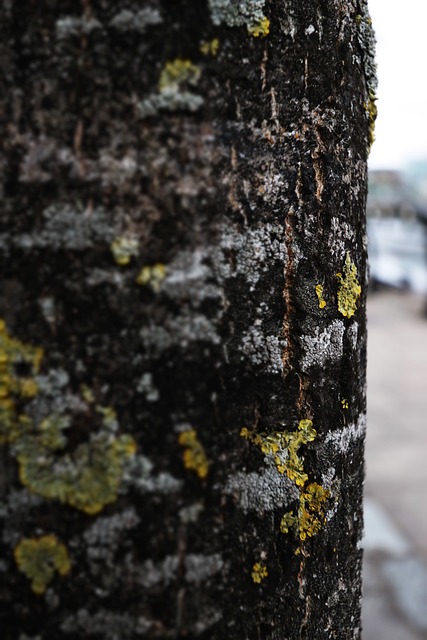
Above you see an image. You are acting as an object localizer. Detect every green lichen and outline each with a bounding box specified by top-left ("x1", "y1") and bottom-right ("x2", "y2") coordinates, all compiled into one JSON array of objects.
[
  {"x1": 178, "y1": 429, "x2": 209, "y2": 479},
  {"x1": 315, "y1": 284, "x2": 327, "y2": 309},
  {"x1": 136, "y1": 263, "x2": 166, "y2": 292},
  {"x1": 0, "y1": 319, "x2": 137, "y2": 515},
  {"x1": 251, "y1": 562, "x2": 268, "y2": 583},
  {"x1": 241, "y1": 420, "x2": 330, "y2": 541},
  {"x1": 336, "y1": 252, "x2": 361, "y2": 318},
  {"x1": 110, "y1": 236, "x2": 139, "y2": 266},
  {"x1": 14, "y1": 534, "x2": 71, "y2": 595}
]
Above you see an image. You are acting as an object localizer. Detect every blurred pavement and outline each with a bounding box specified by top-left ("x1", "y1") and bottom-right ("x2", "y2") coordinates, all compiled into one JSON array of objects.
[{"x1": 363, "y1": 289, "x2": 427, "y2": 640}]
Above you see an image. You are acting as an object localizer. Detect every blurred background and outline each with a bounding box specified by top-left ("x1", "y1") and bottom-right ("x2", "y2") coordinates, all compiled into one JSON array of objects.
[{"x1": 362, "y1": 1, "x2": 427, "y2": 638}]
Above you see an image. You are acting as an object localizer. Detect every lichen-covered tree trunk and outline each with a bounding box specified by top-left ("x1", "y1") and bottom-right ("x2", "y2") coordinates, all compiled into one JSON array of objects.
[{"x1": 0, "y1": 1, "x2": 376, "y2": 638}]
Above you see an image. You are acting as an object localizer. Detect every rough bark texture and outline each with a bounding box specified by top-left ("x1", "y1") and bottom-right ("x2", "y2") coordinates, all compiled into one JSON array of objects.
[{"x1": 0, "y1": 1, "x2": 375, "y2": 638}]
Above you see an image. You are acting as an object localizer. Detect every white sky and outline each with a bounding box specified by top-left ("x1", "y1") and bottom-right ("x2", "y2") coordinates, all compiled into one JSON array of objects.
[{"x1": 368, "y1": 0, "x2": 427, "y2": 170}]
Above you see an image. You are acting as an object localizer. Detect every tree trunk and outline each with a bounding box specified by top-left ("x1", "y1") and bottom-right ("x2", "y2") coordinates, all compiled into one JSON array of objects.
[{"x1": 0, "y1": 1, "x2": 376, "y2": 638}]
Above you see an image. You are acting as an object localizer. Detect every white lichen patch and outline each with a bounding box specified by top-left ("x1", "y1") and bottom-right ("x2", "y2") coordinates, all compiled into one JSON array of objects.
[
  {"x1": 138, "y1": 222, "x2": 285, "y2": 359},
  {"x1": 140, "y1": 313, "x2": 221, "y2": 352},
  {"x1": 348, "y1": 322, "x2": 359, "y2": 351},
  {"x1": 56, "y1": 16, "x2": 102, "y2": 39},
  {"x1": 179, "y1": 502, "x2": 204, "y2": 524},
  {"x1": 83, "y1": 507, "x2": 140, "y2": 566},
  {"x1": 328, "y1": 217, "x2": 356, "y2": 262},
  {"x1": 0, "y1": 204, "x2": 115, "y2": 254},
  {"x1": 61, "y1": 608, "x2": 153, "y2": 638},
  {"x1": 213, "y1": 221, "x2": 286, "y2": 290},
  {"x1": 135, "y1": 553, "x2": 224, "y2": 589},
  {"x1": 165, "y1": 249, "x2": 208, "y2": 283},
  {"x1": 137, "y1": 556, "x2": 179, "y2": 589},
  {"x1": 324, "y1": 414, "x2": 366, "y2": 453},
  {"x1": 209, "y1": 0, "x2": 267, "y2": 29},
  {"x1": 321, "y1": 467, "x2": 336, "y2": 491},
  {"x1": 241, "y1": 325, "x2": 285, "y2": 374},
  {"x1": 300, "y1": 320, "x2": 345, "y2": 370},
  {"x1": 109, "y1": 8, "x2": 162, "y2": 32},
  {"x1": 223, "y1": 466, "x2": 299, "y2": 513},
  {"x1": 98, "y1": 153, "x2": 138, "y2": 188},
  {"x1": 185, "y1": 553, "x2": 224, "y2": 583},
  {"x1": 122, "y1": 454, "x2": 183, "y2": 494},
  {"x1": 136, "y1": 373, "x2": 159, "y2": 402}
]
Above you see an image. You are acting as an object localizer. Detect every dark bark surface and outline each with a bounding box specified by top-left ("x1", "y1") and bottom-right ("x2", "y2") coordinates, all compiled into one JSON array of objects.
[{"x1": 0, "y1": 1, "x2": 376, "y2": 638}]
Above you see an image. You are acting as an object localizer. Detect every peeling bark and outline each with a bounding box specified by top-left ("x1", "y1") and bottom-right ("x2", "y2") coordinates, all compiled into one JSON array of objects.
[{"x1": 0, "y1": 1, "x2": 375, "y2": 638}]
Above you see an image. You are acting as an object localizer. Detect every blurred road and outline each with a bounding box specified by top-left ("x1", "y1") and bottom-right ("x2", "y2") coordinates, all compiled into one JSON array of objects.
[{"x1": 363, "y1": 289, "x2": 427, "y2": 640}]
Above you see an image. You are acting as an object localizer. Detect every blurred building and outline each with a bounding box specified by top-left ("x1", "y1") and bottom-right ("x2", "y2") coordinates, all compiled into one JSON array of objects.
[
  {"x1": 367, "y1": 170, "x2": 427, "y2": 293},
  {"x1": 367, "y1": 170, "x2": 417, "y2": 219}
]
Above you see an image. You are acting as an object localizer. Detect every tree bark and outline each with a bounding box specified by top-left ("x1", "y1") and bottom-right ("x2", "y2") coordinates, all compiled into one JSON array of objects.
[{"x1": 0, "y1": 1, "x2": 376, "y2": 638}]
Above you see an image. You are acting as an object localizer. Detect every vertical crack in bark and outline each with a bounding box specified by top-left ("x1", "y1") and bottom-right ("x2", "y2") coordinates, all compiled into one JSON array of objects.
[{"x1": 282, "y1": 206, "x2": 295, "y2": 375}]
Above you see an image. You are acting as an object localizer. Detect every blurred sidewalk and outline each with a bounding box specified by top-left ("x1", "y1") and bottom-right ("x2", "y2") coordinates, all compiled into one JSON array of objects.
[{"x1": 363, "y1": 289, "x2": 427, "y2": 640}]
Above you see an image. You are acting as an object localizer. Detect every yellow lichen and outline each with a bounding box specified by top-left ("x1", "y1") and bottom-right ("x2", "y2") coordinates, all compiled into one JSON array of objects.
[
  {"x1": 298, "y1": 482, "x2": 330, "y2": 540},
  {"x1": 336, "y1": 252, "x2": 361, "y2": 318},
  {"x1": 136, "y1": 263, "x2": 166, "y2": 292},
  {"x1": 251, "y1": 562, "x2": 268, "y2": 583},
  {"x1": 240, "y1": 419, "x2": 317, "y2": 487},
  {"x1": 80, "y1": 384, "x2": 95, "y2": 404},
  {"x1": 0, "y1": 318, "x2": 43, "y2": 445},
  {"x1": 315, "y1": 284, "x2": 327, "y2": 309},
  {"x1": 159, "y1": 59, "x2": 201, "y2": 92},
  {"x1": 241, "y1": 418, "x2": 330, "y2": 541},
  {"x1": 248, "y1": 16, "x2": 270, "y2": 37},
  {"x1": 14, "y1": 534, "x2": 71, "y2": 595},
  {"x1": 366, "y1": 90, "x2": 377, "y2": 149},
  {"x1": 110, "y1": 236, "x2": 139, "y2": 266},
  {"x1": 178, "y1": 429, "x2": 209, "y2": 479},
  {"x1": 16, "y1": 418, "x2": 136, "y2": 515},
  {"x1": 0, "y1": 319, "x2": 136, "y2": 515},
  {"x1": 341, "y1": 398, "x2": 349, "y2": 410},
  {"x1": 280, "y1": 483, "x2": 330, "y2": 540},
  {"x1": 200, "y1": 38, "x2": 220, "y2": 56}
]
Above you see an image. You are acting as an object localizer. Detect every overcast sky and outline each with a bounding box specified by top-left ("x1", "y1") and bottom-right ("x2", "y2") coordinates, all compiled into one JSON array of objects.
[{"x1": 368, "y1": 0, "x2": 427, "y2": 170}]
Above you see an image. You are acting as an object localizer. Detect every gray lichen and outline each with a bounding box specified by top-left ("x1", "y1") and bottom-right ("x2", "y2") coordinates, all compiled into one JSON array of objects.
[
  {"x1": 300, "y1": 320, "x2": 345, "y2": 371},
  {"x1": 139, "y1": 91, "x2": 204, "y2": 118},
  {"x1": 0, "y1": 204, "x2": 116, "y2": 254},
  {"x1": 109, "y1": 8, "x2": 162, "y2": 32},
  {"x1": 122, "y1": 454, "x2": 183, "y2": 494},
  {"x1": 61, "y1": 609, "x2": 153, "y2": 639},
  {"x1": 324, "y1": 414, "x2": 367, "y2": 453},
  {"x1": 208, "y1": 0, "x2": 266, "y2": 28},
  {"x1": 55, "y1": 16, "x2": 103, "y2": 39},
  {"x1": 134, "y1": 553, "x2": 224, "y2": 589},
  {"x1": 212, "y1": 221, "x2": 286, "y2": 290},
  {"x1": 223, "y1": 466, "x2": 299, "y2": 513},
  {"x1": 240, "y1": 325, "x2": 285, "y2": 373},
  {"x1": 356, "y1": 1, "x2": 378, "y2": 97},
  {"x1": 136, "y1": 373, "x2": 160, "y2": 402},
  {"x1": 83, "y1": 507, "x2": 141, "y2": 571}
]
